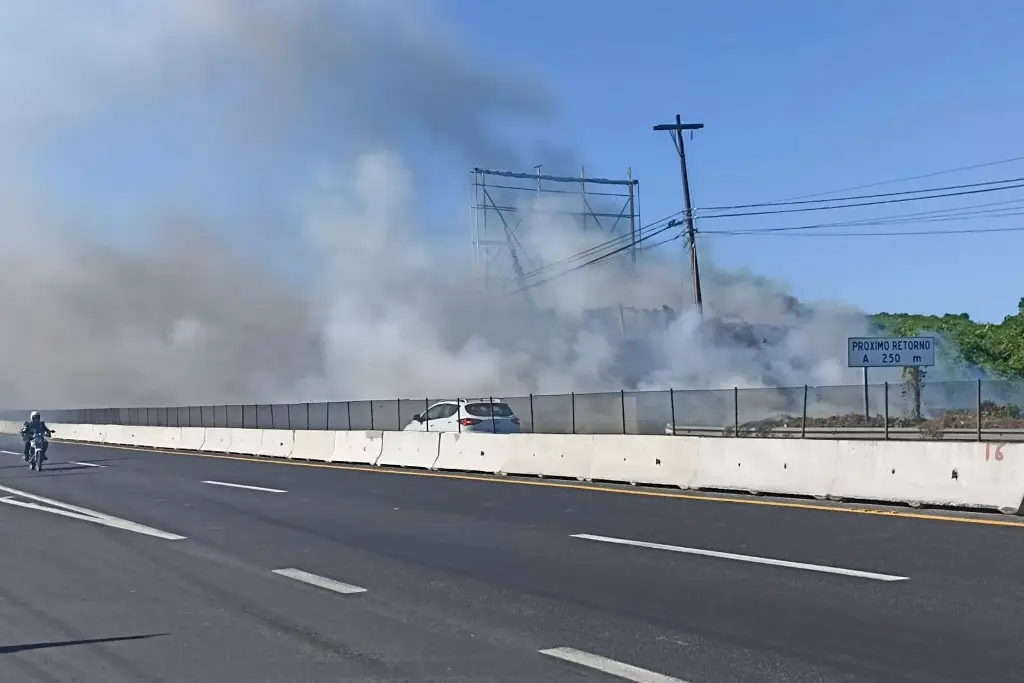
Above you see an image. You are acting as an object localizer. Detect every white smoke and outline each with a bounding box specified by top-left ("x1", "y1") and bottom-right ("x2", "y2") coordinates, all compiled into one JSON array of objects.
[{"x1": 0, "y1": 0, "x2": 889, "y2": 414}]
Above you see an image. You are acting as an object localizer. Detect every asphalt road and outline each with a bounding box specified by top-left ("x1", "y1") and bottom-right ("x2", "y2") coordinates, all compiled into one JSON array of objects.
[{"x1": 1, "y1": 434, "x2": 1023, "y2": 682}]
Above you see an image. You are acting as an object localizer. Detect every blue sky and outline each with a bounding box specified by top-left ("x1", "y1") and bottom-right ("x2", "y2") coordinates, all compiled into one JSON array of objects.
[
  {"x1": 27, "y1": 1, "x2": 1022, "y2": 322},
  {"x1": 446, "y1": 0, "x2": 1024, "y2": 322}
]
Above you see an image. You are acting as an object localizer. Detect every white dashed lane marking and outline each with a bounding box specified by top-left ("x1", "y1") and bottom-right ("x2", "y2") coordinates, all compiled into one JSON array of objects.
[
  {"x1": 202, "y1": 480, "x2": 287, "y2": 494},
  {"x1": 0, "y1": 484, "x2": 185, "y2": 541},
  {"x1": 540, "y1": 647, "x2": 690, "y2": 683},
  {"x1": 571, "y1": 533, "x2": 908, "y2": 582},
  {"x1": 272, "y1": 568, "x2": 367, "y2": 595}
]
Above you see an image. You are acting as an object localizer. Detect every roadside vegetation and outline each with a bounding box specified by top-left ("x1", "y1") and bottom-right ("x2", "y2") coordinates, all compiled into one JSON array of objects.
[{"x1": 871, "y1": 299, "x2": 1024, "y2": 377}]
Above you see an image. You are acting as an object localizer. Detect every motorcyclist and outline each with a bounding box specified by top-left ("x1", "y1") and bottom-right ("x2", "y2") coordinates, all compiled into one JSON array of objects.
[{"x1": 20, "y1": 411, "x2": 52, "y2": 462}]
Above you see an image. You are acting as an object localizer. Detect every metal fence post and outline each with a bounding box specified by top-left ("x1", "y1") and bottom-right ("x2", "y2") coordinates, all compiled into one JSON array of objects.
[
  {"x1": 977, "y1": 378, "x2": 983, "y2": 441},
  {"x1": 489, "y1": 396, "x2": 496, "y2": 433},
  {"x1": 733, "y1": 387, "x2": 739, "y2": 436},
  {"x1": 270, "y1": 404, "x2": 276, "y2": 429},
  {"x1": 884, "y1": 382, "x2": 889, "y2": 440},
  {"x1": 457, "y1": 398, "x2": 462, "y2": 433},
  {"x1": 529, "y1": 394, "x2": 535, "y2": 433},
  {"x1": 325, "y1": 401, "x2": 331, "y2": 430},
  {"x1": 306, "y1": 402, "x2": 311, "y2": 431},
  {"x1": 620, "y1": 390, "x2": 626, "y2": 435},
  {"x1": 571, "y1": 392, "x2": 576, "y2": 435},
  {"x1": 669, "y1": 388, "x2": 676, "y2": 436},
  {"x1": 424, "y1": 398, "x2": 430, "y2": 432},
  {"x1": 369, "y1": 401, "x2": 374, "y2": 430},
  {"x1": 346, "y1": 401, "x2": 352, "y2": 430},
  {"x1": 396, "y1": 399, "x2": 401, "y2": 432},
  {"x1": 801, "y1": 385, "x2": 808, "y2": 439}
]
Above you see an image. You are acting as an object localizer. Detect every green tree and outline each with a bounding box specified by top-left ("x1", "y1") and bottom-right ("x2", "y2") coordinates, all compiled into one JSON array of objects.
[{"x1": 871, "y1": 305, "x2": 1024, "y2": 377}]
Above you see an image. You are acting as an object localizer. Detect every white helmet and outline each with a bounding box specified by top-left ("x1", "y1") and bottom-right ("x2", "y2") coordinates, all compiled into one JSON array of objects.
[{"x1": 29, "y1": 410, "x2": 39, "y2": 420}]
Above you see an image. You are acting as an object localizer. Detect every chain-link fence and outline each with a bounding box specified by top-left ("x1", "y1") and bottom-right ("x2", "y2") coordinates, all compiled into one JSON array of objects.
[{"x1": 5, "y1": 378, "x2": 1024, "y2": 440}]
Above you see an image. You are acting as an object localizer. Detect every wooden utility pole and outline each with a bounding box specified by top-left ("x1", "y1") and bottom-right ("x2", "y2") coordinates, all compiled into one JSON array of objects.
[{"x1": 654, "y1": 115, "x2": 704, "y2": 316}]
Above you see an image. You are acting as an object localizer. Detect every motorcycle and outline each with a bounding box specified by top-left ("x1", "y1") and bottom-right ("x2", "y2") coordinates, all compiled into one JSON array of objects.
[{"x1": 27, "y1": 433, "x2": 48, "y2": 472}]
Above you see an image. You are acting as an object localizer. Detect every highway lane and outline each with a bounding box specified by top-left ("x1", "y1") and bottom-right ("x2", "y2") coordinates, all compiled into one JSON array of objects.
[
  {"x1": 2, "y1": 435, "x2": 1024, "y2": 682},
  {"x1": 20, "y1": 434, "x2": 1024, "y2": 583},
  {"x1": 0, "y1": 498, "x2": 599, "y2": 682}
]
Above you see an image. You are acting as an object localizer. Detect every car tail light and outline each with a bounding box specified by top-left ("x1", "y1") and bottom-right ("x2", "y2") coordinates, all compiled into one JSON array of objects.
[{"x1": 459, "y1": 418, "x2": 481, "y2": 426}]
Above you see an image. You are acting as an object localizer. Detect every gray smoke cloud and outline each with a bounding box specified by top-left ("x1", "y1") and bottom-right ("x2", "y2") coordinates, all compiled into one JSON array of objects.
[{"x1": 0, "y1": 0, "x2": 890, "y2": 414}]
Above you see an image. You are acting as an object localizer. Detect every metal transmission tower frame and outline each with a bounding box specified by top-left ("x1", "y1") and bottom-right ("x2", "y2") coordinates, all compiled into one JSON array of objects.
[{"x1": 470, "y1": 167, "x2": 640, "y2": 297}]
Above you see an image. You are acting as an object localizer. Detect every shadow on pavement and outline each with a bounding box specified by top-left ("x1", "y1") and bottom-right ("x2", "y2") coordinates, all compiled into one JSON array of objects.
[
  {"x1": 0, "y1": 633, "x2": 169, "y2": 655},
  {"x1": 33, "y1": 464, "x2": 98, "y2": 473},
  {"x1": 69, "y1": 457, "x2": 130, "y2": 465},
  {"x1": 0, "y1": 468, "x2": 97, "y2": 478}
]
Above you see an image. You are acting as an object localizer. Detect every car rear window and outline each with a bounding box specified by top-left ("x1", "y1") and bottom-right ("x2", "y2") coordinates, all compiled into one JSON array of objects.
[{"x1": 465, "y1": 402, "x2": 514, "y2": 418}]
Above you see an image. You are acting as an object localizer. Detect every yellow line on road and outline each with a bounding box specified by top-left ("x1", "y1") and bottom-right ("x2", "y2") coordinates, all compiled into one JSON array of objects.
[{"x1": 46, "y1": 439, "x2": 1024, "y2": 528}]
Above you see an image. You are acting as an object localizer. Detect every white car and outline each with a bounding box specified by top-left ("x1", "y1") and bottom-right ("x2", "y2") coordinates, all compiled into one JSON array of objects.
[{"x1": 404, "y1": 398, "x2": 522, "y2": 434}]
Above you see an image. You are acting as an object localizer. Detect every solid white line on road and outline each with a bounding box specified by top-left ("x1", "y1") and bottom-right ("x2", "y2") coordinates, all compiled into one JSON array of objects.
[
  {"x1": 203, "y1": 480, "x2": 287, "y2": 494},
  {"x1": 1, "y1": 449, "x2": 21, "y2": 455},
  {"x1": 0, "y1": 484, "x2": 186, "y2": 541},
  {"x1": 571, "y1": 533, "x2": 908, "y2": 582},
  {"x1": 272, "y1": 568, "x2": 367, "y2": 595},
  {"x1": 540, "y1": 647, "x2": 689, "y2": 683},
  {"x1": 69, "y1": 461, "x2": 106, "y2": 468}
]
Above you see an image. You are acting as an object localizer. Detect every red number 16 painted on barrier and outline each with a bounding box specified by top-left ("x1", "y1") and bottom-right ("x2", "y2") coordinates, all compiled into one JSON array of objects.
[{"x1": 985, "y1": 444, "x2": 1006, "y2": 461}]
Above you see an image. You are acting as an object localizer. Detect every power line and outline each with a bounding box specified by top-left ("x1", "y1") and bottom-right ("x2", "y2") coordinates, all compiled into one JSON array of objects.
[
  {"x1": 706, "y1": 225, "x2": 1024, "y2": 238},
  {"x1": 701, "y1": 198, "x2": 1024, "y2": 236},
  {"x1": 508, "y1": 158, "x2": 1024, "y2": 290},
  {"x1": 695, "y1": 176, "x2": 1024, "y2": 212},
  {"x1": 759, "y1": 154, "x2": 1024, "y2": 204},
  {"x1": 694, "y1": 180, "x2": 1024, "y2": 220},
  {"x1": 508, "y1": 219, "x2": 685, "y2": 295},
  {"x1": 518, "y1": 210, "x2": 684, "y2": 280},
  {"x1": 712, "y1": 211, "x2": 1024, "y2": 236},
  {"x1": 513, "y1": 191, "x2": 1024, "y2": 288},
  {"x1": 521, "y1": 218, "x2": 683, "y2": 289}
]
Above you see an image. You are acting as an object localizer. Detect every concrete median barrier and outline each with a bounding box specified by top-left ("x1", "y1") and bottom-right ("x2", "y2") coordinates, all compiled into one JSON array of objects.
[
  {"x1": 103, "y1": 425, "x2": 129, "y2": 445},
  {"x1": 180, "y1": 427, "x2": 206, "y2": 451},
  {"x1": 228, "y1": 428, "x2": 264, "y2": 455},
  {"x1": 496, "y1": 433, "x2": 595, "y2": 480},
  {"x1": 292, "y1": 430, "x2": 335, "y2": 462},
  {"x1": 588, "y1": 434, "x2": 699, "y2": 486},
  {"x1": 20, "y1": 422, "x2": 1024, "y2": 514},
  {"x1": 434, "y1": 433, "x2": 510, "y2": 474},
  {"x1": 68, "y1": 423, "x2": 100, "y2": 442},
  {"x1": 377, "y1": 431, "x2": 440, "y2": 469},
  {"x1": 830, "y1": 440, "x2": 1024, "y2": 514},
  {"x1": 201, "y1": 428, "x2": 232, "y2": 453},
  {"x1": 332, "y1": 430, "x2": 384, "y2": 464},
  {"x1": 693, "y1": 438, "x2": 839, "y2": 498},
  {"x1": 259, "y1": 429, "x2": 294, "y2": 459}
]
